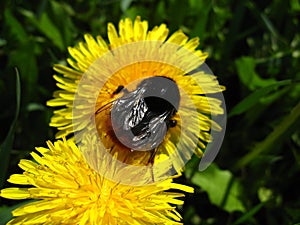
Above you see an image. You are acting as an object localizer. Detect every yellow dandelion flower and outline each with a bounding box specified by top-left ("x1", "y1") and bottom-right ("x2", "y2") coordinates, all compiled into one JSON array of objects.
[
  {"x1": 47, "y1": 16, "x2": 226, "y2": 182},
  {"x1": 0, "y1": 138, "x2": 193, "y2": 225}
]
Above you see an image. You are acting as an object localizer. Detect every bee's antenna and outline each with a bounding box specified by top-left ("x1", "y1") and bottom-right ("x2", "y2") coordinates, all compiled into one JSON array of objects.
[
  {"x1": 95, "y1": 85, "x2": 127, "y2": 115},
  {"x1": 95, "y1": 101, "x2": 114, "y2": 115},
  {"x1": 147, "y1": 148, "x2": 159, "y2": 182}
]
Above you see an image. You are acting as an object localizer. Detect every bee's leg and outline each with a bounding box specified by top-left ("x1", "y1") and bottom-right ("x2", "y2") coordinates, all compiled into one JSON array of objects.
[
  {"x1": 148, "y1": 148, "x2": 158, "y2": 182},
  {"x1": 113, "y1": 85, "x2": 124, "y2": 94},
  {"x1": 150, "y1": 166, "x2": 155, "y2": 182},
  {"x1": 148, "y1": 148, "x2": 157, "y2": 164}
]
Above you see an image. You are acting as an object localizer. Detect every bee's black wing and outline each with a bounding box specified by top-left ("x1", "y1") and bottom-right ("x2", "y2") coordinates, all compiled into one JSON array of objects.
[
  {"x1": 111, "y1": 87, "x2": 148, "y2": 131},
  {"x1": 130, "y1": 111, "x2": 170, "y2": 150}
]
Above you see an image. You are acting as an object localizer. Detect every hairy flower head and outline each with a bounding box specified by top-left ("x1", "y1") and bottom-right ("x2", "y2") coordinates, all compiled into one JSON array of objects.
[
  {"x1": 0, "y1": 138, "x2": 193, "y2": 225},
  {"x1": 47, "y1": 16, "x2": 226, "y2": 182}
]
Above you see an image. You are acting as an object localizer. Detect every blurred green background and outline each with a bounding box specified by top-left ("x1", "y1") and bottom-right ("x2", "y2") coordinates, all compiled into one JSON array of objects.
[{"x1": 1, "y1": 0, "x2": 300, "y2": 224}]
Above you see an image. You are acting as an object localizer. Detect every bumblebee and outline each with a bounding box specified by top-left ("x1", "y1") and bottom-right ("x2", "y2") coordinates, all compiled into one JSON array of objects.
[{"x1": 95, "y1": 76, "x2": 180, "y2": 171}]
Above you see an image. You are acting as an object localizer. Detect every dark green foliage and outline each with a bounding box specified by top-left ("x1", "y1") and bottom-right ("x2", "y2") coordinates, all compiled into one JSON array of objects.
[{"x1": 0, "y1": 0, "x2": 299, "y2": 224}]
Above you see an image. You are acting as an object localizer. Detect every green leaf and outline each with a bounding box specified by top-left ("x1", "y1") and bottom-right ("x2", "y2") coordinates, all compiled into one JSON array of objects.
[
  {"x1": 20, "y1": 9, "x2": 65, "y2": 50},
  {"x1": 0, "y1": 200, "x2": 36, "y2": 225},
  {"x1": 8, "y1": 42, "x2": 38, "y2": 101},
  {"x1": 37, "y1": 13, "x2": 65, "y2": 50},
  {"x1": 0, "y1": 205, "x2": 13, "y2": 225},
  {"x1": 123, "y1": 6, "x2": 148, "y2": 21},
  {"x1": 291, "y1": 0, "x2": 300, "y2": 11},
  {"x1": 184, "y1": 155, "x2": 201, "y2": 179},
  {"x1": 229, "y1": 80, "x2": 292, "y2": 117},
  {"x1": 0, "y1": 69, "x2": 21, "y2": 188},
  {"x1": 49, "y1": 1, "x2": 76, "y2": 47},
  {"x1": 164, "y1": 0, "x2": 188, "y2": 31},
  {"x1": 191, "y1": 163, "x2": 245, "y2": 212},
  {"x1": 235, "y1": 56, "x2": 277, "y2": 90},
  {"x1": 258, "y1": 187, "x2": 273, "y2": 202},
  {"x1": 26, "y1": 102, "x2": 46, "y2": 112},
  {"x1": 232, "y1": 202, "x2": 265, "y2": 225},
  {"x1": 189, "y1": 0, "x2": 212, "y2": 39},
  {"x1": 234, "y1": 101, "x2": 300, "y2": 169},
  {"x1": 245, "y1": 1, "x2": 282, "y2": 43},
  {"x1": 260, "y1": 14, "x2": 280, "y2": 40},
  {"x1": 4, "y1": 9, "x2": 28, "y2": 43},
  {"x1": 0, "y1": 38, "x2": 7, "y2": 47},
  {"x1": 120, "y1": 0, "x2": 134, "y2": 12}
]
